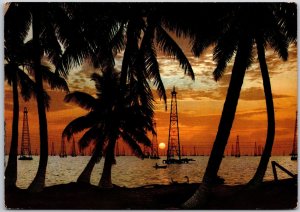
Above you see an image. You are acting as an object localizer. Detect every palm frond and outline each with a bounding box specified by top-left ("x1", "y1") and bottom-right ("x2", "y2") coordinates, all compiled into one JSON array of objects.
[
  {"x1": 17, "y1": 69, "x2": 36, "y2": 101},
  {"x1": 212, "y1": 27, "x2": 239, "y2": 81},
  {"x1": 62, "y1": 113, "x2": 97, "y2": 140},
  {"x1": 121, "y1": 132, "x2": 144, "y2": 159},
  {"x1": 55, "y1": 42, "x2": 90, "y2": 79},
  {"x1": 4, "y1": 63, "x2": 18, "y2": 85},
  {"x1": 40, "y1": 21, "x2": 63, "y2": 66},
  {"x1": 275, "y1": 3, "x2": 297, "y2": 44},
  {"x1": 41, "y1": 64, "x2": 69, "y2": 92},
  {"x1": 155, "y1": 25, "x2": 194, "y2": 80},
  {"x1": 266, "y1": 27, "x2": 289, "y2": 61},
  {"x1": 110, "y1": 22, "x2": 126, "y2": 54},
  {"x1": 140, "y1": 22, "x2": 167, "y2": 109},
  {"x1": 4, "y1": 3, "x2": 31, "y2": 48},
  {"x1": 64, "y1": 91, "x2": 96, "y2": 110},
  {"x1": 78, "y1": 125, "x2": 104, "y2": 149}
]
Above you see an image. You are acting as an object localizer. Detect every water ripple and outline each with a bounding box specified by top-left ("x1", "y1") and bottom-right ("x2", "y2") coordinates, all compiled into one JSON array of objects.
[{"x1": 5, "y1": 156, "x2": 297, "y2": 189}]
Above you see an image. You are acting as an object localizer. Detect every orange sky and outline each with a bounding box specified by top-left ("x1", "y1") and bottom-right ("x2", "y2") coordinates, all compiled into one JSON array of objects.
[{"x1": 4, "y1": 39, "x2": 297, "y2": 156}]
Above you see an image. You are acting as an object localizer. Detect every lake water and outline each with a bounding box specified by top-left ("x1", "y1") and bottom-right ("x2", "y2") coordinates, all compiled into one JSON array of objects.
[{"x1": 4, "y1": 156, "x2": 297, "y2": 189}]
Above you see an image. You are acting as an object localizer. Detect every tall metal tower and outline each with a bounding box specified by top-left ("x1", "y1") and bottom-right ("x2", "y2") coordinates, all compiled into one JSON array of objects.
[
  {"x1": 59, "y1": 138, "x2": 67, "y2": 158},
  {"x1": 235, "y1": 135, "x2": 240, "y2": 157},
  {"x1": 150, "y1": 121, "x2": 160, "y2": 159},
  {"x1": 71, "y1": 136, "x2": 77, "y2": 157},
  {"x1": 167, "y1": 86, "x2": 181, "y2": 161},
  {"x1": 50, "y1": 142, "x2": 56, "y2": 156},
  {"x1": 19, "y1": 107, "x2": 33, "y2": 160},
  {"x1": 193, "y1": 146, "x2": 197, "y2": 156},
  {"x1": 231, "y1": 144, "x2": 235, "y2": 156},
  {"x1": 254, "y1": 142, "x2": 257, "y2": 156},
  {"x1": 258, "y1": 145, "x2": 262, "y2": 156}
]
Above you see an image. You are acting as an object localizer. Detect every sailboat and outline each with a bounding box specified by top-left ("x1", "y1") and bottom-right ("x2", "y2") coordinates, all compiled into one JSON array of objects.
[{"x1": 291, "y1": 111, "x2": 297, "y2": 161}]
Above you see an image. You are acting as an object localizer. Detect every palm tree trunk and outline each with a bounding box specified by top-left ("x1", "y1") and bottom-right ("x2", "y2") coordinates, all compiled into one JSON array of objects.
[
  {"x1": 77, "y1": 147, "x2": 101, "y2": 184},
  {"x1": 28, "y1": 7, "x2": 49, "y2": 192},
  {"x1": 183, "y1": 38, "x2": 251, "y2": 208},
  {"x1": 248, "y1": 37, "x2": 275, "y2": 186},
  {"x1": 98, "y1": 140, "x2": 116, "y2": 188},
  {"x1": 5, "y1": 74, "x2": 19, "y2": 188}
]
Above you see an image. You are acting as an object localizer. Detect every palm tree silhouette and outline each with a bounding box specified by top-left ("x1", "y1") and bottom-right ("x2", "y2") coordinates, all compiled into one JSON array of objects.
[
  {"x1": 5, "y1": 4, "x2": 33, "y2": 188},
  {"x1": 64, "y1": 4, "x2": 196, "y2": 186},
  {"x1": 247, "y1": 3, "x2": 297, "y2": 186},
  {"x1": 63, "y1": 67, "x2": 154, "y2": 187},
  {"x1": 5, "y1": 3, "x2": 80, "y2": 192},
  {"x1": 183, "y1": 3, "x2": 297, "y2": 208},
  {"x1": 4, "y1": 48, "x2": 37, "y2": 188}
]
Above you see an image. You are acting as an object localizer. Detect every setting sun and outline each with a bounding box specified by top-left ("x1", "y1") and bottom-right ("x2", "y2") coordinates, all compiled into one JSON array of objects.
[{"x1": 159, "y1": 142, "x2": 166, "y2": 150}]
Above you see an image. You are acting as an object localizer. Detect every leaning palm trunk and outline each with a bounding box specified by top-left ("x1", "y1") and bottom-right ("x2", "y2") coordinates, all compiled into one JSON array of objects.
[
  {"x1": 28, "y1": 9, "x2": 49, "y2": 192},
  {"x1": 183, "y1": 38, "x2": 251, "y2": 208},
  {"x1": 5, "y1": 75, "x2": 19, "y2": 188},
  {"x1": 99, "y1": 141, "x2": 116, "y2": 188},
  {"x1": 77, "y1": 146, "x2": 102, "y2": 184},
  {"x1": 248, "y1": 37, "x2": 275, "y2": 186}
]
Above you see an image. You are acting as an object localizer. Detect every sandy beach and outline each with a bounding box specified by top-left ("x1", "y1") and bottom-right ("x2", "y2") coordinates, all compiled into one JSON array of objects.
[{"x1": 5, "y1": 178, "x2": 297, "y2": 209}]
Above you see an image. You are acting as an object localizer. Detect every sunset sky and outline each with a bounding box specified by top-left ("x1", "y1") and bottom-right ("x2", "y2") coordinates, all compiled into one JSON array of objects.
[{"x1": 4, "y1": 35, "x2": 297, "y2": 156}]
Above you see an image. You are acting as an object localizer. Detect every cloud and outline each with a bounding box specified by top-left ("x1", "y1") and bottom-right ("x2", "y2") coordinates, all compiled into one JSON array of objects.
[{"x1": 239, "y1": 87, "x2": 291, "y2": 101}]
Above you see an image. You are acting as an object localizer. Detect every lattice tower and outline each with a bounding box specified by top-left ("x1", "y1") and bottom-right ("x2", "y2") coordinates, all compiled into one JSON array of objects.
[{"x1": 167, "y1": 86, "x2": 181, "y2": 160}]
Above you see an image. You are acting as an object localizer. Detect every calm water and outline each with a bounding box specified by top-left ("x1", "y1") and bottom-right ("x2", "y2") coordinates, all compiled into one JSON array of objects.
[{"x1": 4, "y1": 156, "x2": 297, "y2": 189}]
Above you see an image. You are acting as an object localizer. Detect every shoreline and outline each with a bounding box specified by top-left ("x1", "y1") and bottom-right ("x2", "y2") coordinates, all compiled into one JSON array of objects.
[{"x1": 5, "y1": 178, "x2": 297, "y2": 209}]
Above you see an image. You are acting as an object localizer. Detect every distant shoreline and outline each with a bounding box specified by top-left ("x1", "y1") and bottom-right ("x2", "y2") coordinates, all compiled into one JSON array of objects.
[{"x1": 5, "y1": 178, "x2": 297, "y2": 209}]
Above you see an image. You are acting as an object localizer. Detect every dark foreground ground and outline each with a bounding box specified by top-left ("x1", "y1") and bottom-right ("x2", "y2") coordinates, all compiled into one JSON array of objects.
[{"x1": 5, "y1": 178, "x2": 297, "y2": 209}]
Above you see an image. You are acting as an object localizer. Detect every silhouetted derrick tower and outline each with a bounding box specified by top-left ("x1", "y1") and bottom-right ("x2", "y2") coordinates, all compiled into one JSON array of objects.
[
  {"x1": 19, "y1": 107, "x2": 33, "y2": 160},
  {"x1": 258, "y1": 145, "x2": 262, "y2": 156},
  {"x1": 60, "y1": 138, "x2": 67, "y2": 158},
  {"x1": 235, "y1": 135, "x2": 240, "y2": 157},
  {"x1": 71, "y1": 136, "x2": 77, "y2": 157},
  {"x1": 150, "y1": 121, "x2": 160, "y2": 159},
  {"x1": 254, "y1": 142, "x2": 257, "y2": 156},
  {"x1": 231, "y1": 144, "x2": 235, "y2": 156},
  {"x1": 291, "y1": 111, "x2": 297, "y2": 160},
  {"x1": 167, "y1": 86, "x2": 181, "y2": 161},
  {"x1": 143, "y1": 144, "x2": 151, "y2": 158},
  {"x1": 50, "y1": 142, "x2": 56, "y2": 156}
]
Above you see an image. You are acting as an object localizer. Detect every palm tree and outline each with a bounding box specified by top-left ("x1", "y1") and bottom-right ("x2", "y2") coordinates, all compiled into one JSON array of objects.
[
  {"x1": 64, "y1": 4, "x2": 196, "y2": 186},
  {"x1": 4, "y1": 63, "x2": 36, "y2": 188},
  {"x1": 5, "y1": 3, "x2": 90, "y2": 192},
  {"x1": 247, "y1": 3, "x2": 297, "y2": 186},
  {"x1": 4, "y1": 4, "x2": 32, "y2": 188},
  {"x1": 183, "y1": 3, "x2": 296, "y2": 208},
  {"x1": 63, "y1": 68, "x2": 154, "y2": 187}
]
